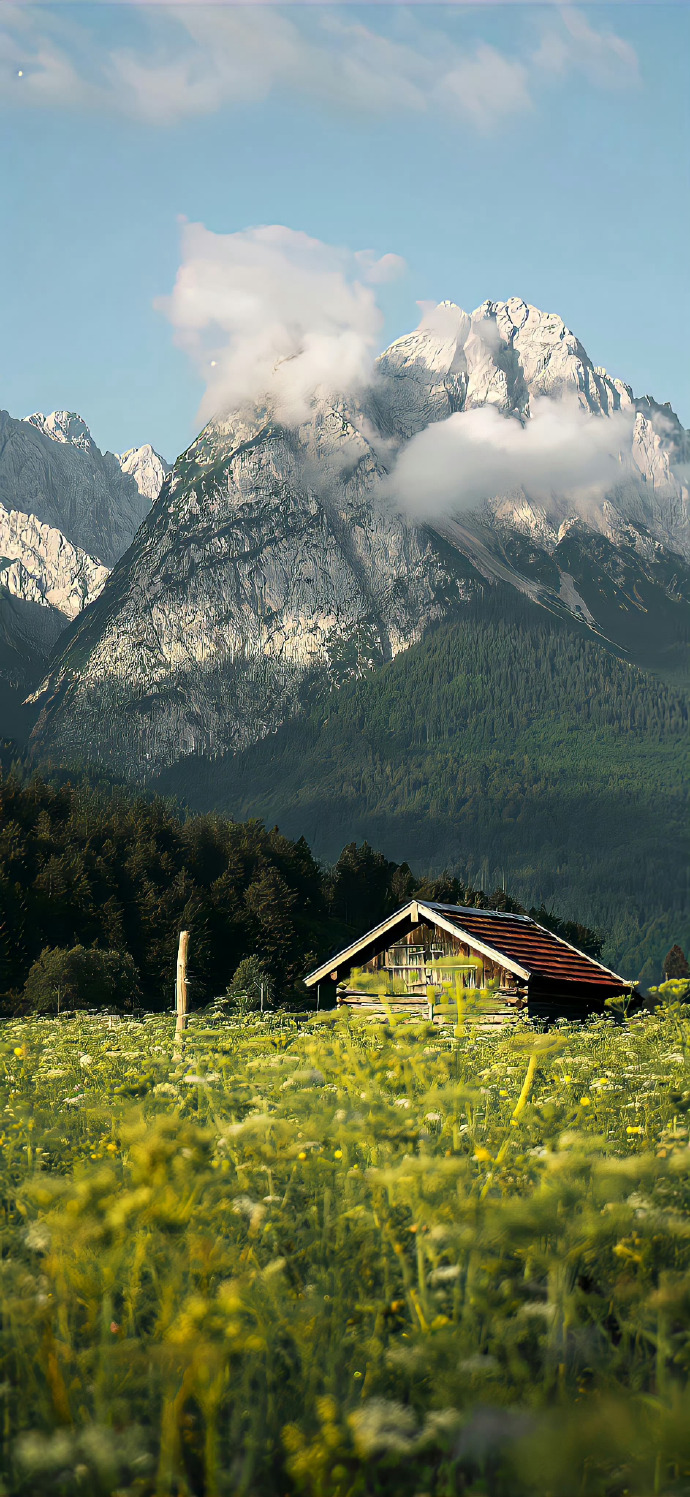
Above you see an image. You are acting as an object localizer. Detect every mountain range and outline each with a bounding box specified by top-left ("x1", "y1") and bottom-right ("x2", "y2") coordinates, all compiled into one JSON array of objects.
[
  {"x1": 1, "y1": 297, "x2": 688, "y2": 979},
  {"x1": 0, "y1": 408, "x2": 169, "y2": 736}
]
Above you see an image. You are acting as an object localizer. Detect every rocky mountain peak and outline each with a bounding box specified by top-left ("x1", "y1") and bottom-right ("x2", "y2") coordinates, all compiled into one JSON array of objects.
[
  {"x1": 25, "y1": 410, "x2": 94, "y2": 451},
  {"x1": 115, "y1": 443, "x2": 171, "y2": 503},
  {"x1": 0, "y1": 407, "x2": 150, "y2": 567}
]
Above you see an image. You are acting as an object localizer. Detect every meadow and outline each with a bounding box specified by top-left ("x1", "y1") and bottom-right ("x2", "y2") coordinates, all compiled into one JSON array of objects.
[{"x1": 2, "y1": 1000, "x2": 690, "y2": 1496}]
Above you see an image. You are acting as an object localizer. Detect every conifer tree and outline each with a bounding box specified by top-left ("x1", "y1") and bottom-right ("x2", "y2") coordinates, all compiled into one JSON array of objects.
[{"x1": 663, "y1": 945, "x2": 690, "y2": 979}]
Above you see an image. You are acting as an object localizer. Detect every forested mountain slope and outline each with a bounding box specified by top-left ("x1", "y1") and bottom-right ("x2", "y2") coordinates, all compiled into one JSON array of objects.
[{"x1": 157, "y1": 590, "x2": 689, "y2": 985}]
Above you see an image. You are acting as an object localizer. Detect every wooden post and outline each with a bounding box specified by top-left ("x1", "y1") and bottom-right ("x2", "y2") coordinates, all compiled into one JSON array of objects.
[{"x1": 176, "y1": 930, "x2": 190, "y2": 1034}]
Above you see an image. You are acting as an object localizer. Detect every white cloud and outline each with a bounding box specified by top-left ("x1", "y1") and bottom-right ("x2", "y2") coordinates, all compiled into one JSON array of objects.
[
  {"x1": 388, "y1": 397, "x2": 635, "y2": 519},
  {"x1": 1, "y1": 4, "x2": 639, "y2": 129},
  {"x1": 533, "y1": 7, "x2": 639, "y2": 89},
  {"x1": 437, "y1": 43, "x2": 532, "y2": 130},
  {"x1": 157, "y1": 221, "x2": 396, "y2": 425}
]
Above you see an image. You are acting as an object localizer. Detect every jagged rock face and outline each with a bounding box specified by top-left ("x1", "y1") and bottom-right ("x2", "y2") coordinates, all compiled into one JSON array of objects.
[
  {"x1": 0, "y1": 503, "x2": 108, "y2": 619},
  {"x1": 31, "y1": 398, "x2": 459, "y2": 771},
  {"x1": 115, "y1": 443, "x2": 171, "y2": 504},
  {"x1": 32, "y1": 298, "x2": 690, "y2": 775},
  {"x1": 0, "y1": 409, "x2": 150, "y2": 566},
  {"x1": 0, "y1": 408, "x2": 165, "y2": 734}
]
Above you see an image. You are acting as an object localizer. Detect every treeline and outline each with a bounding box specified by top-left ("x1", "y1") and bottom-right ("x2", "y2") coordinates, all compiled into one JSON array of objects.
[
  {"x1": 158, "y1": 589, "x2": 689, "y2": 984},
  {"x1": 0, "y1": 764, "x2": 599, "y2": 1011}
]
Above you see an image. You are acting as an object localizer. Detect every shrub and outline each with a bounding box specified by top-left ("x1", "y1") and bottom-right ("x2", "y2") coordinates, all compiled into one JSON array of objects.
[
  {"x1": 22, "y1": 944, "x2": 141, "y2": 1013},
  {"x1": 217, "y1": 954, "x2": 273, "y2": 1015}
]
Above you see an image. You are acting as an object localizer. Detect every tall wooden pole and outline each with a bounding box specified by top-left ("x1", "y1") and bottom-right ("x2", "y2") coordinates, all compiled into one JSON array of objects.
[{"x1": 176, "y1": 930, "x2": 190, "y2": 1034}]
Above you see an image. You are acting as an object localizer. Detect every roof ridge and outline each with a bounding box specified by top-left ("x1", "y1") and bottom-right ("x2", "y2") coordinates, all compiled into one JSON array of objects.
[{"x1": 422, "y1": 902, "x2": 533, "y2": 922}]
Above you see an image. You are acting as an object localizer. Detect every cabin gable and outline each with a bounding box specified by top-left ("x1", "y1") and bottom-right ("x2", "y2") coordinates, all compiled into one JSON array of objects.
[{"x1": 305, "y1": 900, "x2": 634, "y2": 1024}]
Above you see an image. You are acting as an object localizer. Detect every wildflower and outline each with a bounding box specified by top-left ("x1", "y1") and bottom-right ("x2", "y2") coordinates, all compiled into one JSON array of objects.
[
  {"x1": 79, "y1": 1055, "x2": 92, "y2": 1067},
  {"x1": 626, "y1": 1125, "x2": 644, "y2": 1135},
  {"x1": 580, "y1": 1097, "x2": 591, "y2": 1106},
  {"x1": 298, "y1": 1151, "x2": 307, "y2": 1160},
  {"x1": 110, "y1": 1322, "x2": 120, "y2": 1334},
  {"x1": 424, "y1": 1112, "x2": 441, "y2": 1123},
  {"x1": 106, "y1": 1142, "x2": 118, "y2": 1153},
  {"x1": 430, "y1": 1265, "x2": 460, "y2": 1283},
  {"x1": 499, "y1": 1089, "x2": 509, "y2": 1097},
  {"x1": 473, "y1": 1147, "x2": 492, "y2": 1163},
  {"x1": 394, "y1": 1098, "x2": 411, "y2": 1109},
  {"x1": 334, "y1": 1150, "x2": 343, "y2": 1160},
  {"x1": 13, "y1": 1047, "x2": 26, "y2": 1059}
]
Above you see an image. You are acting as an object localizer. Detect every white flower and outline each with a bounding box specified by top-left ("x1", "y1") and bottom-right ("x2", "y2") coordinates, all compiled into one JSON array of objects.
[
  {"x1": 430, "y1": 1264, "x2": 460, "y2": 1283},
  {"x1": 424, "y1": 1111, "x2": 442, "y2": 1123},
  {"x1": 79, "y1": 1055, "x2": 92, "y2": 1067},
  {"x1": 394, "y1": 1098, "x2": 411, "y2": 1109}
]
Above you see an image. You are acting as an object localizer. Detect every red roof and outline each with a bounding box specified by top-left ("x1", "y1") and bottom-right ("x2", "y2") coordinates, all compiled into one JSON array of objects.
[{"x1": 425, "y1": 904, "x2": 627, "y2": 990}]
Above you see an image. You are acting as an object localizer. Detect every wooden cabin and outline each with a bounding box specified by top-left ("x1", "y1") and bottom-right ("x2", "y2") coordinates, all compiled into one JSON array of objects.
[{"x1": 304, "y1": 901, "x2": 634, "y2": 1025}]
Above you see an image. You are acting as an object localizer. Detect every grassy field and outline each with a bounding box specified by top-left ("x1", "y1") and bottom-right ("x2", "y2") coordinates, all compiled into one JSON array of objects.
[{"x1": 2, "y1": 1001, "x2": 690, "y2": 1496}]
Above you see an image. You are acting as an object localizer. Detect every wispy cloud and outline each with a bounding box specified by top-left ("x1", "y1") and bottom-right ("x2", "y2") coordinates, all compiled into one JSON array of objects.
[
  {"x1": 388, "y1": 395, "x2": 635, "y2": 519},
  {"x1": 533, "y1": 6, "x2": 640, "y2": 89},
  {"x1": 157, "y1": 220, "x2": 403, "y2": 425},
  {"x1": 1, "y1": 4, "x2": 639, "y2": 130}
]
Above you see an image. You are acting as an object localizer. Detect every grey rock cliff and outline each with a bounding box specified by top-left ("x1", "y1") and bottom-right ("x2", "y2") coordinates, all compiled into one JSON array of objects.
[{"x1": 0, "y1": 409, "x2": 150, "y2": 566}]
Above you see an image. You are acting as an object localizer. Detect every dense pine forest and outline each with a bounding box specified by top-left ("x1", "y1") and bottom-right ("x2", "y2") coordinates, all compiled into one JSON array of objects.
[
  {"x1": 158, "y1": 590, "x2": 689, "y2": 985},
  {"x1": 0, "y1": 762, "x2": 606, "y2": 1011}
]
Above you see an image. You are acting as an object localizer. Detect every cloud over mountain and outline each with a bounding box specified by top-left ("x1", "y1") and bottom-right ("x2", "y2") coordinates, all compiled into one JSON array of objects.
[
  {"x1": 157, "y1": 221, "x2": 404, "y2": 425},
  {"x1": 389, "y1": 396, "x2": 635, "y2": 519}
]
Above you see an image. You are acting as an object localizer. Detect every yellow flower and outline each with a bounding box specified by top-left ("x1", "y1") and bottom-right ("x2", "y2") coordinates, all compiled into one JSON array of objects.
[
  {"x1": 580, "y1": 1097, "x2": 591, "y2": 1106},
  {"x1": 334, "y1": 1150, "x2": 343, "y2": 1160},
  {"x1": 563, "y1": 1075, "x2": 573, "y2": 1083},
  {"x1": 626, "y1": 1126, "x2": 644, "y2": 1135},
  {"x1": 106, "y1": 1142, "x2": 118, "y2": 1153},
  {"x1": 298, "y1": 1151, "x2": 307, "y2": 1160},
  {"x1": 13, "y1": 1047, "x2": 26, "y2": 1059},
  {"x1": 499, "y1": 1090, "x2": 509, "y2": 1097},
  {"x1": 473, "y1": 1146, "x2": 492, "y2": 1163}
]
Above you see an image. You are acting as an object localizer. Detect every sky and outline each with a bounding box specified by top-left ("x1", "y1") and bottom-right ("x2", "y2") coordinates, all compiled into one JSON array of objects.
[{"x1": 1, "y1": 1, "x2": 689, "y2": 463}]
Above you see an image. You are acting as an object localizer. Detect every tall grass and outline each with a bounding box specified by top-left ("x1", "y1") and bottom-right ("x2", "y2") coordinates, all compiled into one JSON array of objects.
[{"x1": 1, "y1": 1004, "x2": 690, "y2": 1495}]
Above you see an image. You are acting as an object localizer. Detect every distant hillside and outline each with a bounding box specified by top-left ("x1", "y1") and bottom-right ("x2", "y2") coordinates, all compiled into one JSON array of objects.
[{"x1": 157, "y1": 589, "x2": 689, "y2": 985}]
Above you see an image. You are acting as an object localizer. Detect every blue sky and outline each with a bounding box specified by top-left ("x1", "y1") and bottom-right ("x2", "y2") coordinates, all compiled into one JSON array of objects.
[{"x1": 1, "y1": 2, "x2": 688, "y2": 461}]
